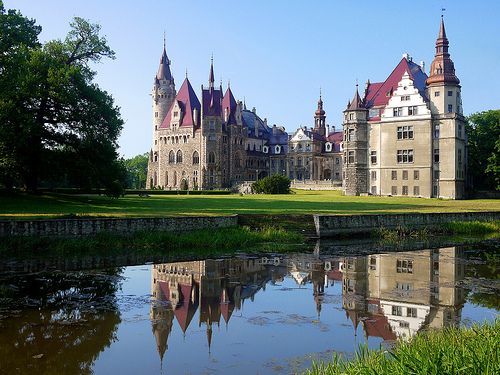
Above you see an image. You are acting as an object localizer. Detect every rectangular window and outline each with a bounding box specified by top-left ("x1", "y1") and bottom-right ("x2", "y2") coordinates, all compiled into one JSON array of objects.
[
  {"x1": 433, "y1": 185, "x2": 439, "y2": 196},
  {"x1": 448, "y1": 90, "x2": 453, "y2": 96},
  {"x1": 348, "y1": 128, "x2": 355, "y2": 141},
  {"x1": 434, "y1": 149, "x2": 440, "y2": 163},
  {"x1": 434, "y1": 124, "x2": 440, "y2": 138},
  {"x1": 392, "y1": 306, "x2": 403, "y2": 316},
  {"x1": 402, "y1": 170, "x2": 408, "y2": 180},
  {"x1": 397, "y1": 259, "x2": 413, "y2": 273},
  {"x1": 348, "y1": 151, "x2": 354, "y2": 164},
  {"x1": 393, "y1": 107, "x2": 403, "y2": 117},
  {"x1": 335, "y1": 157, "x2": 340, "y2": 165},
  {"x1": 370, "y1": 257, "x2": 377, "y2": 270},
  {"x1": 371, "y1": 171, "x2": 377, "y2": 180},
  {"x1": 407, "y1": 308, "x2": 417, "y2": 318},
  {"x1": 408, "y1": 106, "x2": 418, "y2": 116},
  {"x1": 397, "y1": 126, "x2": 414, "y2": 139},
  {"x1": 397, "y1": 149, "x2": 414, "y2": 163},
  {"x1": 434, "y1": 91, "x2": 440, "y2": 97},
  {"x1": 392, "y1": 170, "x2": 397, "y2": 180},
  {"x1": 458, "y1": 149, "x2": 462, "y2": 166},
  {"x1": 458, "y1": 123, "x2": 462, "y2": 137},
  {"x1": 413, "y1": 186, "x2": 420, "y2": 196},
  {"x1": 371, "y1": 186, "x2": 377, "y2": 195},
  {"x1": 434, "y1": 170, "x2": 440, "y2": 180},
  {"x1": 400, "y1": 321, "x2": 410, "y2": 328},
  {"x1": 391, "y1": 186, "x2": 397, "y2": 195},
  {"x1": 402, "y1": 186, "x2": 408, "y2": 195},
  {"x1": 448, "y1": 104, "x2": 453, "y2": 113},
  {"x1": 371, "y1": 151, "x2": 377, "y2": 164},
  {"x1": 401, "y1": 95, "x2": 410, "y2": 101},
  {"x1": 414, "y1": 170, "x2": 419, "y2": 180}
]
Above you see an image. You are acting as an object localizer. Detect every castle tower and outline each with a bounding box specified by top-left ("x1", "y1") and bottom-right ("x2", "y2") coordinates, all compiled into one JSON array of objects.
[
  {"x1": 426, "y1": 17, "x2": 466, "y2": 198},
  {"x1": 314, "y1": 90, "x2": 326, "y2": 137},
  {"x1": 152, "y1": 38, "x2": 176, "y2": 137},
  {"x1": 200, "y1": 57, "x2": 225, "y2": 189},
  {"x1": 342, "y1": 86, "x2": 369, "y2": 196}
]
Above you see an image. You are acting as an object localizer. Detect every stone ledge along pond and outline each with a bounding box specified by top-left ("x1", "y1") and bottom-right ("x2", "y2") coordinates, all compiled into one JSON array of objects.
[{"x1": 0, "y1": 238, "x2": 498, "y2": 374}]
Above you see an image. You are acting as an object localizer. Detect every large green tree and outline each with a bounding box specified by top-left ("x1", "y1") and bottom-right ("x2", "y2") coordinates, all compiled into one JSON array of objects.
[
  {"x1": 123, "y1": 153, "x2": 149, "y2": 189},
  {"x1": 0, "y1": 1, "x2": 124, "y2": 191},
  {"x1": 466, "y1": 110, "x2": 500, "y2": 191}
]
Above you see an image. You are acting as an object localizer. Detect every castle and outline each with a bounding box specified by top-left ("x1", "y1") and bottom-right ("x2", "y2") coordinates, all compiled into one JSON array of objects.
[{"x1": 147, "y1": 17, "x2": 465, "y2": 198}]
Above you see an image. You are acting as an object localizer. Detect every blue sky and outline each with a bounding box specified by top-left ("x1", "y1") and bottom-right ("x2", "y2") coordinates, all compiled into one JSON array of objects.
[{"x1": 6, "y1": 0, "x2": 500, "y2": 157}]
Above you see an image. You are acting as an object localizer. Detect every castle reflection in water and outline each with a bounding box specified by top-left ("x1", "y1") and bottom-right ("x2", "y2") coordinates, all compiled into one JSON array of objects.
[{"x1": 150, "y1": 246, "x2": 465, "y2": 361}]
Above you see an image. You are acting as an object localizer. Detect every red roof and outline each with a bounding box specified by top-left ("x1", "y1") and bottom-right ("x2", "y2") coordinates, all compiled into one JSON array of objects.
[
  {"x1": 363, "y1": 315, "x2": 397, "y2": 341},
  {"x1": 363, "y1": 57, "x2": 428, "y2": 115},
  {"x1": 222, "y1": 87, "x2": 237, "y2": 123},
  {"x1": 326, "y1": 131, "x2": 343, "y2": 143},
  {"x1": 202, "y1": 87, "x2": 223, "y2": 117},
  {"x1": 173, "y1": 283, "x2": 198, "y2": 333},
  {"x1": 160, "y1": 77, "x2": 201, "y2": 129}
]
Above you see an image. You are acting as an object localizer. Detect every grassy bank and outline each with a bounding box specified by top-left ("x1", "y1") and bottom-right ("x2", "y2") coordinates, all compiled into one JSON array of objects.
[
  {"x1": 1, "y1": 190, "x2": 500, "y2": 219},
  {"x1": 0, "y1": 226, "x2": 305, "y2": 259},
  {"x1": 306, "y1": 320, "x2": 500, "y2": 375},
  {"x1": 375, "y1": 220, "x2": 500, "y2": 241}
]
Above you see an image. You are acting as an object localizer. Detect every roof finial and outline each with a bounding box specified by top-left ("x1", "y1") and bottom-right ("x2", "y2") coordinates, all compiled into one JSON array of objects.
[
  {"x1": 163, "y1": 31, "x2": 166, "y2": 49},
  {"x1": 319, "y1": 86, "x2": 322, "y2": 99},
  {"x1": 228, "y1": 79, "x2": 231, "y2": 89},
  {"x1": 441, "y1": 7, "x2": 446, "y2": 18},
  {"x1": 185, "y1": 68, "x2": 188, "y2": 79}
]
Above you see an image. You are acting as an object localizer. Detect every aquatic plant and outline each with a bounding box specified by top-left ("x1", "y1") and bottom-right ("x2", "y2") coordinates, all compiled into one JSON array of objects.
[{"x1": 305, "y1": 319, "x2": 500, "y2": 375}]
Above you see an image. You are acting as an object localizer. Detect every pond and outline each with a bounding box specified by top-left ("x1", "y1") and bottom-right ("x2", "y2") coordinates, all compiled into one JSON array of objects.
[{"x1": 0, "y1": 240, "x2": 498, "y2": 374}]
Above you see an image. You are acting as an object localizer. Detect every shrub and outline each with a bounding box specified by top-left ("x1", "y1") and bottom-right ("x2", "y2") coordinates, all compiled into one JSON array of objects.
[
  {"x1": 105, "y1": 180, "x2": 124, "y2": 198},
  {"x1": 252, "y1": 174, "x2": 291, "y2": 194}
]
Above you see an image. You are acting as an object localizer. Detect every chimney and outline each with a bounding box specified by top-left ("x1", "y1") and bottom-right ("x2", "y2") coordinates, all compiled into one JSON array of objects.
[
  {"x1": 420, "y1": 61, "x2": 425, "y2": 72},
  {"x1": 326, "y1": 124, "x2": 330, "y2": 136},
  {"x1": 252, "y1": 107, "x2": 256, "y2": 114}
]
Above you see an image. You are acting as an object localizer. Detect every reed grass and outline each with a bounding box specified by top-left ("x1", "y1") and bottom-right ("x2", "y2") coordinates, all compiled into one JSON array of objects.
[
  {"x1": 0, "y1": 226, "x2": 304, "y2": 258},
  {"x1": 305, "y1": 319, "x2": 500, "y2": 375}
]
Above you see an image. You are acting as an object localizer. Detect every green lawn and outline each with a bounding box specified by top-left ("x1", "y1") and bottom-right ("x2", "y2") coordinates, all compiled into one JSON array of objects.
[{"x1": 0, "y1": 190, "x2": 499, "y2": 219}]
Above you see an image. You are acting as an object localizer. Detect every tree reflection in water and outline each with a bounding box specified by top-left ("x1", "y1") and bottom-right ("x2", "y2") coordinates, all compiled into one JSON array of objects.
[{"x1": 0, "y1": 269, "x2": 123, "y2": 374}]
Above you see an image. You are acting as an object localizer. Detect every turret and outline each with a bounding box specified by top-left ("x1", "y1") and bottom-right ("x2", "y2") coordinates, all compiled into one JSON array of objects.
[
  {"x1": 426, "y1": 16, "x2": 462, "y2": 116},
  {"x1": 314, "y1": 89, "x2": 326, "y2": 137},
  {"x1": 342, "y1": 85, "x2": 369, "y2": 196},
  {"x1": 152, "y1": 37, "x2": 176, "y2": 136}
]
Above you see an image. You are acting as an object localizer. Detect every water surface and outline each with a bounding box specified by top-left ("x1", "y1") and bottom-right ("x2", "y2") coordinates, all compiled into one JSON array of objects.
[{"x1": 0, "y1": 241, "x2": 498, "y2": 374}]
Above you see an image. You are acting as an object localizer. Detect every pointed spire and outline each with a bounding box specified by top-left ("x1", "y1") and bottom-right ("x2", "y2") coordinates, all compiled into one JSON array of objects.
[
  {"x1": 438, "y1": 15, "x2": 447, "y2": 39},
  {"x1": 156, "y1": 34, "x2": 173, "y2": 82},
  {"x1": 347, "y1": 84, "x2": 364, "y2": 110},
  {"x1": 209, "y1": 54, "x2": 215, "y2": 89},
  {"x1": 426, "y1": 16, "x2": 460, "y2": 85}
]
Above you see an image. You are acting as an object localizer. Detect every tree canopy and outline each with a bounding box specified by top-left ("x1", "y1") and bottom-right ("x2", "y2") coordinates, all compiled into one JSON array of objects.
[
  {"x1": 0, "y1": 1, "x2": 124, "y2": 192},
  {"x1": 466, "y1": 110, "x2": 500, "y2": 191},
  {"x1": 123, "y1": 153, "x2": 148, "y2": 189}
]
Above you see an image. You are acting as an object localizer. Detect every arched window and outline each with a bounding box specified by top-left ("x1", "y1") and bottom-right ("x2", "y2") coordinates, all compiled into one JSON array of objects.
[
  {"x1": 192, "y1": 151, "x2": 200, "y2": 165},
  {"x1": 168, "y1": 150, "x2": 175, "y2": 163},
  {"x1": 173, "y1": 171, "x2": 177, "y2": 186},
  {"x1": 165, "y1": 171, "x2": 168, "y2": 186},
  {"x1": 176, "y1": 150, "x2": 183, "y2": 163},
  {"x1": 208, "y1": 152, "x2": 216, "y2": 164}
]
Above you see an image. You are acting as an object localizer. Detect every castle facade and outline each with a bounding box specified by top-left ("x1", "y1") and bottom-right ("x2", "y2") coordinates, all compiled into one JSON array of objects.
[{"x1": 147, "y1": 17, "x2": 465, "y2": 198}]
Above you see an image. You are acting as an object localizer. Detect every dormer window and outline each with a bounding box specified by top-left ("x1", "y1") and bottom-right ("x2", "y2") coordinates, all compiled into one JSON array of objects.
[
  {"x1": 275, "y1": 145, "x2": 281, "y2": 154},
  {"x1": 325, "y1": 142, "x2": 332, "y2": 152}
]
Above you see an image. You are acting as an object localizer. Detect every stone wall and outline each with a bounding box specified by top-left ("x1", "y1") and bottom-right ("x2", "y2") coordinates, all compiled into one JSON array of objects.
[
  {"x1": 291, "y1": 181, "x2": 342, "y2": 190},
  {"x1": 314, "y1": 211, "x2": 500, "y2": 237},
  {"x1": 0, "y1": 215, "x2": 238, "y2": 237}
]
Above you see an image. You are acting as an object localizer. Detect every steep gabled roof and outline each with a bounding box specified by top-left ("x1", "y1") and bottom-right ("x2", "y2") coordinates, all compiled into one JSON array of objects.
[
  {"x1": 202, "y1": 88, "x2": 223, "y2": 117},
  {"x1": 363, "y1": 57, "x2": 428, "y2": 109},
  {"x1": 222, "y1": 86, "x2": 237, "y2": 123},
  {"x1": 160, "y1": 77, "x2": 201, "y2": 129}
]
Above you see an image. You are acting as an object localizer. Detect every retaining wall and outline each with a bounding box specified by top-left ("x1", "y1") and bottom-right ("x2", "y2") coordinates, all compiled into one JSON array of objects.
[
  {"x1": 0, "y1": 215, "x2": 238, "y2": 237},
  {"x1": 314, "y1": 211, "x2": 500, "y2": 237}
]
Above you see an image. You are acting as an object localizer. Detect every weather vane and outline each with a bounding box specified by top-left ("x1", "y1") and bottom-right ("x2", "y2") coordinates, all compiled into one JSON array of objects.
[{"x1": 441, "y1": 7, "x2": 446, "y2": 17}]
